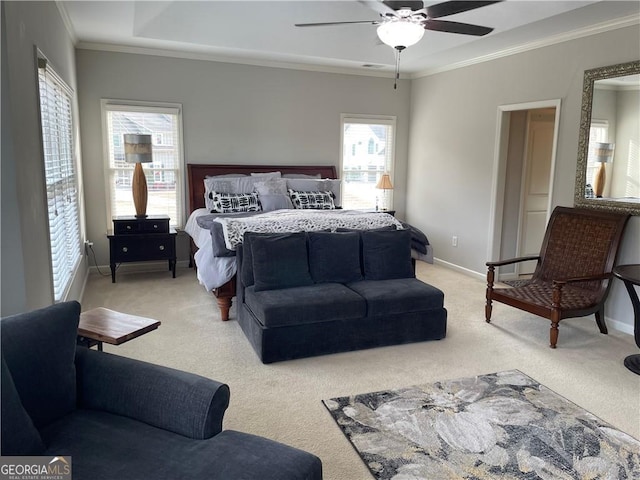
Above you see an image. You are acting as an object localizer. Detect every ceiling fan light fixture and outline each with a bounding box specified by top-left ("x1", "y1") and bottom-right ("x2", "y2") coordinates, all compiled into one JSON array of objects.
[{"x1": 376, "y1": 20, "x2": 424, "y2": 48}]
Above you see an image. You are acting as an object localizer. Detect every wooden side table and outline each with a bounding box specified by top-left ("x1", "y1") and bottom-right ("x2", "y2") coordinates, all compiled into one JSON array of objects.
[
  {"x1": 77, "y1": 308, "x2": 161, "y2": 351},
  {"x1": 613, "y1": 264, "x2": 640, "y2": 375}
]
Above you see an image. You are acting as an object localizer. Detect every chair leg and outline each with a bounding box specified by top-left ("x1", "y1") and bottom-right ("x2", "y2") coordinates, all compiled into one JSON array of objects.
[
  {"x1": 549, "y1": 321, "x2": 559, "y2": 349},
  {"x1": 485, "y1": 266, "x2": 495, "y2": 323},
  {"x1": 595, "y1": 308, "x2": 608, "y2": 334},
  {"x1": 550, "y1": 282, "x2": 562, "y2": 349}
]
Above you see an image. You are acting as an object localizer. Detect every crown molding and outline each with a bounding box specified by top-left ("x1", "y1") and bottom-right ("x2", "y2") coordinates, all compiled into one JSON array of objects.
[
  {"x1": 55, "y1": 1, "x2": 77, "y2": 44},
  {"x1": 411, "y1": 13, "x2": 640, "y2": 79},
  {"x1": 74, "y1": 42, "x2": 403, "y2": 79}
]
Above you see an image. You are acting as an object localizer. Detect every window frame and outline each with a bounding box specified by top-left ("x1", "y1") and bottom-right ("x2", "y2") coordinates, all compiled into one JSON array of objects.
[
  {"x1": 100, "y1": 99, "x2": 186, "y2": 228},
  {"x1": 36, "y1": 52, "x2": 82, "y2": 302},
  {"x1": 340, "y1": 114, "x2": 397, "y2": 210}
]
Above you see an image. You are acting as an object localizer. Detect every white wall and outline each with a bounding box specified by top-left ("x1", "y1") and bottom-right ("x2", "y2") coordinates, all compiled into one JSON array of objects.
[
  {"x1": 1, "y1": 1, "x2": 88, "y2": 315},
  {"x1": 407, "y1": 25, "x2": 640, "y2": 332},
  {"x1": 75, "y1": 50, "x2": 412, "y2": 266}
]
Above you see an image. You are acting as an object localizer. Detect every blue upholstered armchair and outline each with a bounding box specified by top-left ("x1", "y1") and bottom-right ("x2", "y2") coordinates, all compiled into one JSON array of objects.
[{"x1": 1, "y1": 301, "x2": 322, "y2": 480}]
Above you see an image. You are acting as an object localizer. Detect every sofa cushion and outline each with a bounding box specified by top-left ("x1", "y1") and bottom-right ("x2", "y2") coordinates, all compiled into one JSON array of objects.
[
  {"x1": 40, "y1": 410, "x2": 321, "y2": 480},
  {"x1": 0, "y1": 301, "x2": 80, "y2": 428},
  {"x1": 346, "y1": 278, "x2": 444, "y2": 317},
  {"x1": 1, "y1": 356, "x2": 45, "y2": 455},
  {"x1": 251, "y1": 232, "x2": 314, "y2": 292},
  {"x1": 361, "y1": 229, "x2": 414, "y2": 280},
  {"x1": 308, "y1": 231, "x2": 363, "y2": 284},
  {"x1": 245, "y1": 283, "x2": 366, "y2": 327}
]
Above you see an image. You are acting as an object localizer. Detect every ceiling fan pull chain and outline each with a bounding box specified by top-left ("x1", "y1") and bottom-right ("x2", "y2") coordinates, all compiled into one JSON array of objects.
[{"x1": 394, "y1": 46, "x2": 404, "y2": 90}]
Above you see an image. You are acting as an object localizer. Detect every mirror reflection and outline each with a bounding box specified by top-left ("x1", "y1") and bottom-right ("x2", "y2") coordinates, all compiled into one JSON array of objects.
[
  {"x1": 575, "y1": 60, "x2": 640, "y2": 215},
  {"x1": 588, "y1": 74, "x2": 640, "y2": 200}
]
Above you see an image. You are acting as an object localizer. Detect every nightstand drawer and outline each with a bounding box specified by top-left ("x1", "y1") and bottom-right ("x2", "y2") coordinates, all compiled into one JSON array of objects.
[
  {"x1": 111, "y1": 235, "x2": 175, "y2": 262},
  {"x1": 114, "y1": 219, "x2": 169, "y2": 234}
]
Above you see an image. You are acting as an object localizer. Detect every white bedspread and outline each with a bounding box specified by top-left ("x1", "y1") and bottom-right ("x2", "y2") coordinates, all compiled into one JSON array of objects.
[
  {"x1": 185, "y1": 208, "x2": 236, "y2": 290},
  {"x1": 215, "y1": 209, "x2": 403, "y2": 250}
]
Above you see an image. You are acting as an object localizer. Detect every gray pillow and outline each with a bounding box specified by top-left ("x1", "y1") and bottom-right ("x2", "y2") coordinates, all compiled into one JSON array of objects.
[
  {"x1": 282, "y1": 173, "x2": 321, "y2": 179},
  {"x1": 251, "y1": 232, "x2": 313, "y2": 292},
  {"x1": 254, "y1": 178, "x2": 288, "y2": 195},
  {"x1": 361, "y1": 229, "x2": 414, "y2": 280},
  {"x1": 259, "y1": 194, "x2": 294, "y2": 212},
  {"x1": 308, "y1": 232, "x2": 363, "y2": 284}
]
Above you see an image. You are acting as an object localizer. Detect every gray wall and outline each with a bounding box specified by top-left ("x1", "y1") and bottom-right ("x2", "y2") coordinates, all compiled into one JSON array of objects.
[
  {"x1": 76, "y1": 50, "x2": 412, "y2": 266},
  {"x1": 407, "y1": 24, "x2": 640, "y2": 332},
  {"x1": 1, "y1": 1, "x2": 88, "y2": 315}
]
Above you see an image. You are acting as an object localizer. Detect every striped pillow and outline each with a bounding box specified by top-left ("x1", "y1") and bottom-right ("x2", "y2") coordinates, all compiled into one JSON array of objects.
[
  {"x1": 288, "y1": 189, "x2": 335, "y2": 210},
  {"x1": 208, "y1": 191, "x2": 262, "y2": 213}
]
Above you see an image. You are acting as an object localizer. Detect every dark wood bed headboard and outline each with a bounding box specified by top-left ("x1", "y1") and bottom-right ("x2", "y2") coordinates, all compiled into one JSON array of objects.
[{"x1": 187, "y1": 164, "x2": 338, "y2": 213}]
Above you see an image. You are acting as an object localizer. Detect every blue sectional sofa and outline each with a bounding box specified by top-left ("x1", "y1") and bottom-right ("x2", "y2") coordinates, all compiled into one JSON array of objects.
[
  {"x1": 236, "y1": 229, "x2": 447, "y2": 363},
  {"x1": 1, "y1": 301, "x2": 322, "y2": 480}
]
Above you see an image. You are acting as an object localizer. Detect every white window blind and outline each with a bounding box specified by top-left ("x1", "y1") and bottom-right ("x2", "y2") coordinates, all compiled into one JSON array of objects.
[
  {"x1": 37, "y1": 57, "x2": 82, "y2": 302},
  {"x1": 102, "y1": 102, "x2": 184, "y2": 227},
  {"x1": 340, "y1": 115, "x2": 396, "y2": 210}
]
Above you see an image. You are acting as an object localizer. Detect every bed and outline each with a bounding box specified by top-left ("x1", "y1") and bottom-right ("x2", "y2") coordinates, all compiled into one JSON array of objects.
[{"x1": 184, "y1": 163, "x2": 433, "y2": 320}]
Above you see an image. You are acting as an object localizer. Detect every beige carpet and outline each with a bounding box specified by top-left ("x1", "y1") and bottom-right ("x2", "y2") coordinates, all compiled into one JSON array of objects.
[{"x1": 81, "y1": 262, "x2": 640, "y2": 480}]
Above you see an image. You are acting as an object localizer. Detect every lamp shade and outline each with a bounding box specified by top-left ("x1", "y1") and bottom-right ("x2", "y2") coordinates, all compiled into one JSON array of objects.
[
  {"x1": 124, "y1": 134, "x2": 153, "y2": 163},
  {"x1": 592, "y1": 142, "x2": 615, "y2": 163},
  {"x1": 377, "y1": 20, "x2": 424, "y2": 48},
  {"x1": 376, "y1": 173, "x2": 394, "y2": 190}
]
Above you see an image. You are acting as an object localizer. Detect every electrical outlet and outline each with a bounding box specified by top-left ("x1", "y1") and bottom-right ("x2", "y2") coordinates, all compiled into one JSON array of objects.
[
  {"x1": 452, "y1": 236, "x2": 458, "y2": 247},
  {"x1": 84, "y1": 240, "x2": 94, "y2": 253}
]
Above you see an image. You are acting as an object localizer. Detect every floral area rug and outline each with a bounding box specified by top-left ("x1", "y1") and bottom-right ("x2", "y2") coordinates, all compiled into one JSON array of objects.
[{"x1": 322, "y1": 370, "x2": 640, "y2": 479}]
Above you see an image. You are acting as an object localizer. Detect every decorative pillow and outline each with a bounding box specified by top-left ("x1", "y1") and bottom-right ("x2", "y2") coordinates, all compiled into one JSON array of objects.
[
  {"x1": 308, "y1": 232, "x2": 363, "y2": 284},
  {"x1": 289, "y1": 189, "x2": 335, "y2": 210},
  {"x1": 205, "y1": 174, "x2": 247, "y2": 178},
  {"x1": 286, "y1": 178, "x2": 342, "y2": 207},
  {"x1": 208, "y1": 191, "x2": 261, "y2": 213},
  {"x1": 282, "y1": 173, "x2": 321, "y2": 179},
  {"x1": 361, "y1": 229, "x2": 414, "y2": 280},
  {"x1": 250, "y1": 172, "x2": 281, "y2": 179},
  {"x1": 254, "y1": 178, "x2": 288, "y2": 196},
  {"x1": 251, "y1": 232, "x2": 313, "y2": 292},
  {"x1": 259, "y1": 194, "x2": 294, "y2": 212}
]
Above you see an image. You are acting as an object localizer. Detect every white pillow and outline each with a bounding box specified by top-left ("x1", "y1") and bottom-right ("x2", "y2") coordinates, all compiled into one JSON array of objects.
[
  {"x1": 254, "y1": 178, "x2": 288, "y2": 196},
  {"x1": 207, "y1": 191, "x2": 262, "y2": 213},
  {"x1": 250, "y1": 172, "x2": 281, "y2": 179},
  {"x1": 288, "y1": 189, "x2": 335, "y2": 209},
  {"x1": 285, "y1": 178, "x2": 341, "y2": 207}
]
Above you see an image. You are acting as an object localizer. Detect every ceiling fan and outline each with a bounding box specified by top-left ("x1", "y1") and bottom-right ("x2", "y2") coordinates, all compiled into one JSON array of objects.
[{"x1": 295, "y1": 1, "x2": 502, "y2": 88}]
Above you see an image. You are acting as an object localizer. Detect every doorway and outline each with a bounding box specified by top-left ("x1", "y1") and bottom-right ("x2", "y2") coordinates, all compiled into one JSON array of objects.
[{"x1": 488, "y1": 100, "x2": 561, "y2": 282}]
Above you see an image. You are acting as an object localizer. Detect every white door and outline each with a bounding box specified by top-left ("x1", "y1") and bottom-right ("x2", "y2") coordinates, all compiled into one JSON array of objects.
[{"x1": 516, "y1": 109, "x2": 555, "y2": 276}]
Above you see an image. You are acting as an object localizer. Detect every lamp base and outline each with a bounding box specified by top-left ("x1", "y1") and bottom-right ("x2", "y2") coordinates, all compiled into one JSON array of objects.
[{"x1": 132, "y1": 162, "x2": 148, "y2": 218}]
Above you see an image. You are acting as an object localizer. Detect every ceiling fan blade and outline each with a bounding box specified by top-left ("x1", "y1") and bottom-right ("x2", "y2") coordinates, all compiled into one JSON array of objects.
[
  {"x1": 426, "y1": 1, "x2": 502, "y2": 19},
  {"x1": 383, "y1": 1, "x2": 424, "y2": 12},
  {"x1": 295, "y1": 20, "x2": 379, "y2": 27},
  {"x1": 423, "y1": 19, "x2": 494, "y2": 36},
  {"x1": 358, "y1": 1, "x2": 398, "y2": 18}
]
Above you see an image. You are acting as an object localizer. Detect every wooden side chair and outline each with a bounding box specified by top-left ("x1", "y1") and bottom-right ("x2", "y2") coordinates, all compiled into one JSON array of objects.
[{"x1": 485, "y1": 206, "x2": 630, "y2": 348}]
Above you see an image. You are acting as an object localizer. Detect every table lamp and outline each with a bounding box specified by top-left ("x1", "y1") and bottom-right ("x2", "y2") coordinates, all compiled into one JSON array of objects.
[
  {"x1": 124, "y1": 134, "x2": 153, "y2": 218},
  {"x1": 375, "y1": 173, "x2": 394, "y2": 211},
  {"x1": 592, "y1": 142, "x2": 614, "y2": 198}
]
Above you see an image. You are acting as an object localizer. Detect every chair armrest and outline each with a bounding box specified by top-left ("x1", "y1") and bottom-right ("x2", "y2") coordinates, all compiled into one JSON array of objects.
[
  {"x1": 486, "y1": 255, "x2": 540, "y2": 268},
  {"x1": 75, "y1": 347, "x2": 230, "y2": 440},
  {"x1": 552, "y1": 272, "x2": 612, "y2": 287}
]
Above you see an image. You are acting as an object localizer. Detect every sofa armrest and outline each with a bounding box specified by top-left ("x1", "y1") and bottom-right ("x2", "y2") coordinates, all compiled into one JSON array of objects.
[{"x1": 75, "y1": 347, "x2": 229, "y2": 440}]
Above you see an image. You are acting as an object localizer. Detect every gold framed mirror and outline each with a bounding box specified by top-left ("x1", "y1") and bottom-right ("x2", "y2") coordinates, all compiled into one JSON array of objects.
[{"x1": 574, "y1": 60, "x2": 640, "y2": 215}]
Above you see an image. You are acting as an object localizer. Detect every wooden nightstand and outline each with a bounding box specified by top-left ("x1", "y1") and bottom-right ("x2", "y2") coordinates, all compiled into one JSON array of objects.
[{"x1": 108, "y1": 215, "x2": 176, "y2": 283}]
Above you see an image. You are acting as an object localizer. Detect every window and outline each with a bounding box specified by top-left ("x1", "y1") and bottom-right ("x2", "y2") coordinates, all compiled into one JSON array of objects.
[
  {"x1": 586, "y1": 121, "x2": 609, "y2": 187},
  {"x1": 102, "y1": 101, "x2": 184, "y2": 227},
  {"x1": 37, "y1": 56, "x2": 82, "y2": 302},
  {"x1": 340, "y1": 115, "x2": 396, "y2": 210}
]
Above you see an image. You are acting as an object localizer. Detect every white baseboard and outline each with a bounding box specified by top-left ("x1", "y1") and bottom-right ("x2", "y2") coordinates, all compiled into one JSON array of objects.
[
  {"x1": 434, "y1": 257, "x2": 633, "y2": 337},
  {"x1": 433, "y1": 257, "x2": 485, "y2": 281}
]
